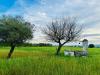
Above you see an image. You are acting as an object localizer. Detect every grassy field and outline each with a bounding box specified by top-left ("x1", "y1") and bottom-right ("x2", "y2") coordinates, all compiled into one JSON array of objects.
[{"x1": 0, "y1": 46, "x2": 100, "y2": 75}]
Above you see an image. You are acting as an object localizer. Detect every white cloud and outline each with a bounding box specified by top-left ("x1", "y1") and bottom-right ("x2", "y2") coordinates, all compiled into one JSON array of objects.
[{"x1": 2, "y1": 0, "x2": 100, "y2": 44}]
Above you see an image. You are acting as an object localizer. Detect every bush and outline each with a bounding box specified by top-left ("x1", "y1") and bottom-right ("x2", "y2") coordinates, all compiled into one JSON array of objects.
[{"x1": 88, "y1": 44, "x2": 95, "y2": 48}]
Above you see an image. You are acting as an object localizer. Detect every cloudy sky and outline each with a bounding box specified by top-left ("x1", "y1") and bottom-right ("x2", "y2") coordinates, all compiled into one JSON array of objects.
[{"x1": 0, "y1": 0, "x2": 100, "y2": 44}]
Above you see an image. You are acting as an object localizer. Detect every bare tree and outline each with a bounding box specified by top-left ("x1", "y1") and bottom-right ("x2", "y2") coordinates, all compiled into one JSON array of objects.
[{"x1": 42, "y1": 17, "x2": 82, "y2": 55}]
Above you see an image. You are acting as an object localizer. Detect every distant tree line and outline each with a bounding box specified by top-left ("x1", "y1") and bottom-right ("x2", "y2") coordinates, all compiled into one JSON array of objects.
[
  {"x1": 0, "y1": 41, "x2": 52, "y2": 47},
  {"x1": 19, "y1": 43, "x2": 52, "y2": 47},
  {"x1": 32, "y1": 43, "x2": 52, "y2": 47}
]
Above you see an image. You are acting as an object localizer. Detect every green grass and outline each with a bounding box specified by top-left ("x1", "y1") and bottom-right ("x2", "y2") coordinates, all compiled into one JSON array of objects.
[{"x1": 0, "y1": 46, "x2": 100, "y2": 75}]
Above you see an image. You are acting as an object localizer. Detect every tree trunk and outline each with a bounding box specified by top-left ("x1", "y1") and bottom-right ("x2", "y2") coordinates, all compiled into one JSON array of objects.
[
  {"x1": 7, "y1": 44, "x2": 16, "y2": 59},
  {"x1": 56, "y1": 45, "x2": 62, "y2": 55}
]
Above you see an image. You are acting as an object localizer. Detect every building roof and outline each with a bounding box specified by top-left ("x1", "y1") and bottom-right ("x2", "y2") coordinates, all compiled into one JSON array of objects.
[{"x1": 82, "y1": 39, "x2": 88, "y2": 42}]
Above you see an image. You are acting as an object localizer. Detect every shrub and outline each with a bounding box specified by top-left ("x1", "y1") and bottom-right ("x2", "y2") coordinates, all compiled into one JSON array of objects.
[{"x1": 88, "y1": 44, "x2": 95, "y2": 48}]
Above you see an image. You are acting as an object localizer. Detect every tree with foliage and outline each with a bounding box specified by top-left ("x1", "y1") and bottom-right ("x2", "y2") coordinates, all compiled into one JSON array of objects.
[
  {"x1": 42, "y1": 17, "x2": 82, "y2": 55},
  {"x1": 0, "y1": 15, "x2": 35, "y2": 58},
  {"x1": 88, "y1": 44, "x2": 95, "y2": 48}
]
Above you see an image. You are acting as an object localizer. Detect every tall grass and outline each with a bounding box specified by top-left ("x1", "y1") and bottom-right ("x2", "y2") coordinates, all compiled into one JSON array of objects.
[{"x1": 0, "y1": 47, "x2": 100, "y2": 75}]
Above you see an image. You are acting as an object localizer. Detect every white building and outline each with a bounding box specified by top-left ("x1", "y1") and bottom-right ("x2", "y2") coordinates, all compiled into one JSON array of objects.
[{"x1": 64, "y1": 39, "x2": 88, "y2": 56}]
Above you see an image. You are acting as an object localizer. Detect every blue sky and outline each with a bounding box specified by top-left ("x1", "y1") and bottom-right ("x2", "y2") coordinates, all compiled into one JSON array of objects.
[
  {"x1": 0, "y1": 0, "x2": 100, "y2": 44},
  {"x1": 0, "y1": 0, "x2": 15, "y2": 12}
]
